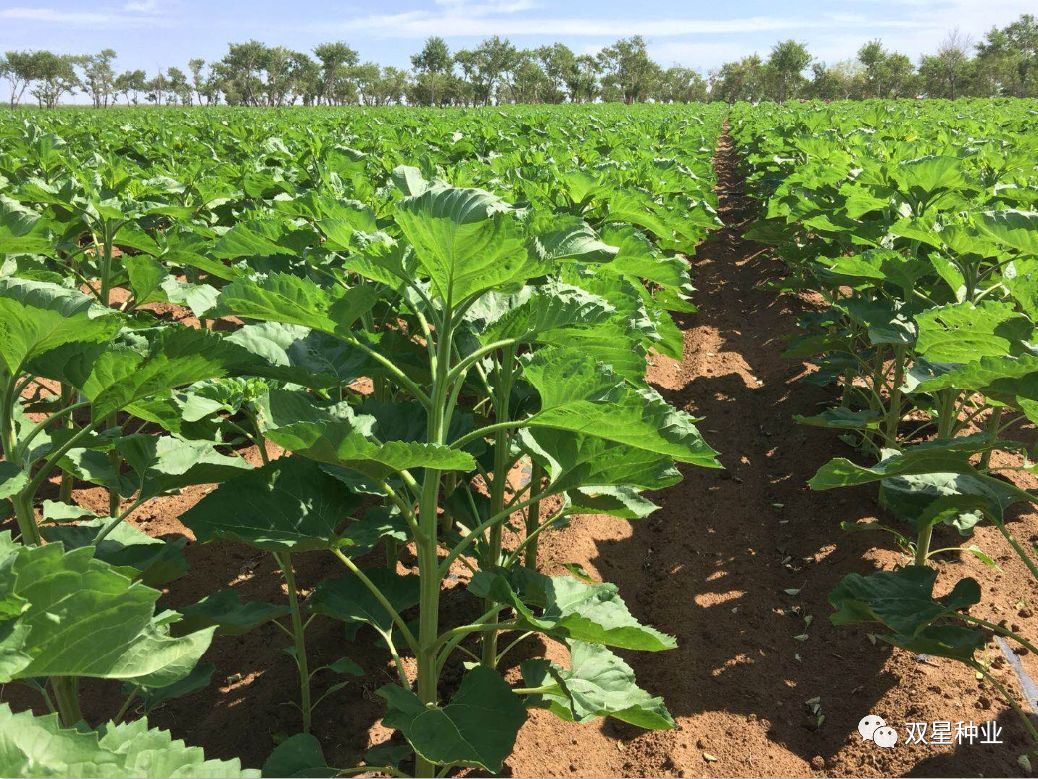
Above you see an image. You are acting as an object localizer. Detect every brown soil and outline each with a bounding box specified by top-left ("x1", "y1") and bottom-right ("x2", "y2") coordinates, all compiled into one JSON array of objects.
[{"x1": 5, "y1": 130, "x2": 1038, "y2": 778}]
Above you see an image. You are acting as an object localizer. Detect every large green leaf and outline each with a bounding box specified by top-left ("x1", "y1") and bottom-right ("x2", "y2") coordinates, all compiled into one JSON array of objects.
[
  {"x1": 521, "y1": 641, "x2": 673, "y2": 730},
  {"x1": 522, "y1": 348, "x2": 720, "y2": 467},
  {"x1": 379, "y1": 666, "x2": 527, "y2": 772},
  {"x1": 310, "y1": 568, "x2": 420, "y2": 636},
  {"x1": 394, "y1": 185, "x2": 543, "y2": 302},
  {"x1": 0, "y1": 704, "x2": 258, "y2": 778},
  {"x1": 79, "y1": 327, "x2": 257, "y2": 421},
  {"x1": 808, "y1": 438, "x2": 1016, "y2": 492},
  {"x1": 39, "y1": 519, "x2": 187, "y2": 588},
  {"x1": 893, "y1": 155, "x2": 967, "y2": 197},
  {"x1": 830, "y1": 566, "x2": 980, "y2": 636},
  {"x1": 180, "y1": 456, "x2": 359, "y2": 553},
  {"x1": 914, "y1": 301, "x2": 1031, "y2": 363},
  {"x1": 0, "y1": 278, "x2": 117, "y2": 374},
  {"x1": 0, "y1": 538, "x2": 212, "y2": 685},
  {"x1": 257, "y1": 389, "x2": 475, "y2": 479},
  {"x1": 974, "y1": 210, "x2": 1038, "y2": 255},
  {"x1": 478, "y1": 282, "x2": 614, "y2": 345},
  {"x1": 216, "y1": 273, "x2": 379, "y2": 338},
  {"x1": 470, "y1": 568, "x2": 675, "y2": 651},
  {"x1": 176, "y1": 589, "x2": 290, "y2": 637},
  {"x1": 115, "y1": 435, "x2": 253, "y2": 501}
]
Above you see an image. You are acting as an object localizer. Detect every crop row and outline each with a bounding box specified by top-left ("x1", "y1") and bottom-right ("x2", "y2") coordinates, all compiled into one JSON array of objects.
[
  {"x1": 732, "y1": 98, "x2": 1038, "y2": 755},
  {"x1": 0, "y1": 105, "x2": 725, "y2": 776}
]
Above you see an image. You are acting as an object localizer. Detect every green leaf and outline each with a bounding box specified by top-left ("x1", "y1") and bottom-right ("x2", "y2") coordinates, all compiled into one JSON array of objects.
[
  {"x1": 39, "y1": 519, "x2": 188, "y2": 588},
  {"x1": 914, "y1": 301, "x2": 1031, "y2": 363},
  {"x1": 0, "y1": 542, "x2": 212, "y2": 686},
  {"x1": 216, "y1": 273, "x2": 380, "y2": 338},
  {"x1": 0, "y1": 278, "x2": 117, "y2": 375},
  {"x1": 257, "y1": 389, "x2": 475, "y2": 479},
  {"x1": 131, "y1": 661, "x2": 215, "y2": 712},
  {"x1": 379, "y1": 666, "x2": 527, "y2": 772},
  {"x1": 808, "y1": 438, "x2": 1007, "y2": 491},
  {"x1": 125, "y1": 256, "x2": 169, "y2": 306},
  {"x1": 974, "y1": 210, "x2": 1038, "y2": 255},
  {"x1": 523, "y1": 348, "x2": 720, "y2": 467},
  {"x1": 116, "y1": 435, "x2": 253, "y2": 501},
  {"x1": 470, "y1": 568, "x2": 676, "y2": 652},
  {"x1": 533, "y1": 219, "x2": 619, "y2": 263},
  {"x1": 478, "y1": 282, "x2": 614, "y2": 345},
  {"x1": 176, "y1": 590, "x2": 290, "y2": 636},
  {"x1": 180, "y1": 456, "x2": 359, "y2": 553},
  {"x1": 310, "y1": 568, "x2": 419, "y2": 636},
  {"x1": 0, "y1": 200, "x2": 52, "y2": 254},
  {"x1": 81, "y1": 327, "x2": 258, "y2": 421},
  {"x1": 893, "y1": 155, "x2": 967, "y2": 197},
  {"x1": 394, "y1": 185, "x2": 543, "y2": 302},
  {"x1": 521, "y1": 641, "x2": 673, "y2": 730},
  {"x1": 830, "y1": 565, "x2": 980, "y2": 636},
  {"x1": 0, "y1": 703, "x2": 258, "y2": 777},
  {"x1": 0, "y1": 462, "x2": 28, "y2": 500},
  {"x1": 261, "y1": 734, "x2": 335, "y2": 778}
]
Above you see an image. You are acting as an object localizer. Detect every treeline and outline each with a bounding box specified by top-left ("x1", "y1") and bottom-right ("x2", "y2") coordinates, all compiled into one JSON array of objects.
[{"x1": 1, "y1": 14, "x2": 1036, "y2": 108}]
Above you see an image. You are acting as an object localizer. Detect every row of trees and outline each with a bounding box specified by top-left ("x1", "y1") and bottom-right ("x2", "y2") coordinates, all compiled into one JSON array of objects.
[{"x1": 2, "y1": 14, "x2": 1036, "y2": 108}]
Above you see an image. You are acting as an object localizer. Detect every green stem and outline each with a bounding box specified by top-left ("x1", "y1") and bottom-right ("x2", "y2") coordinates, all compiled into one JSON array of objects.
[
  {"x1": 51, "y1": 677, "x2": 84, "y2": 727},
  {"x1": 57, "y1": 384, "x2": 77, "y2": 503},
  {"x1": 275, "y1": 551, "x2": 311, "y2": 734},
  {"x1": 961, "y1": 615, "x2": 1038, "y2": 657},
  {"x1": 332, "y1": 549, "x2": 417, "y2": 653},
  {"x1": 93, "y1": 496, "x2": 146, "y2": 544},
  {"x1": 112, "y1": 689, "x2": 137, "y2": 724},
  {"x1": 523, "y1": 463, "x2": 544, "y2": 570},
  {"x1": 482, "y1": 345, "x2": 516, "y2": 669},
  {"x1": 988, "y1": 513, "x2": 1038, "y2": 582},
  {"x1": 885, "y1": 345, "x2": 905, "y2": 444},
  {"x1": 511, "y1": 685, "x2": 555, "y2": 696},
  {"x1": 914, "y1": 523, "x2": 933, "y2": 567},
  {"x1": 935, "y1": 389, "x2": 958, "y2": 440},
  {"x1": 979, "y1": 407, "x2": 1003, "y2": 471}
]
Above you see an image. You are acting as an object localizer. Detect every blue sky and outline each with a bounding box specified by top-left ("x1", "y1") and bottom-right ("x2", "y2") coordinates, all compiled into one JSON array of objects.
[{"x1": 1, "y1": 0, "x2": 1033, "y2": 76}]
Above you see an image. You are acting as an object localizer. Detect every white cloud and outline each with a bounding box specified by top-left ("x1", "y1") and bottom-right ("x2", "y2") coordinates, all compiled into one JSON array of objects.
[{"x1": 0, "y1": 0, "x2": 165, "y2": 27}]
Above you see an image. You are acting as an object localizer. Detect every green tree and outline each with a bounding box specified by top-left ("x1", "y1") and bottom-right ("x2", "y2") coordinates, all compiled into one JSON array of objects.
[
  {"x1": 806, "y1": 60, "x2": 862, "y2": 100},
  {"x1": 597, "y1": 36, "x2": 661, "y2": 103},
  {"x1": 216, "y1": 40, "x2": 268, "y2": 105},
  {"x1": 455, "y1": 36, "x2": 517, "y2": 105},
  {"x1": 114, "y1": 68, "x2": 147, "y2": 105},
  {"x1": 857, "y1": 39, "x2": 917, "y2": 98},
  {"x1": 919, "y1": 32, "x2": 975, "y2": 98},
  {"x1": 710, "y1": 55, "x2": 766, "y2": 103},
  {"x1": 1, "y1": 50, "x2": 44, "y2": 108},
  {"x1": 166, "y1": 66, "x2": 191, "y2": 105},
  {"x1": 536, "y1": 43, "x2": 576, "y2": 103},
  {"x1": 564, "y1": 54, "x2": 599, "y2": 103},
  {"x1": 765, "y1": 39, "x2": 811, "y2": 101},
  {"x1": 410, "y1": 37, "x2": 453, "y2": 106},
  {"x1": 80, "y1": 48, "x2": 118, "y2": 108},
  {"x1": 510, "y1": 51, "x2": 550, "y2": 103},
  {"x1": 313, "y1": 41, "x2": 359, "y2": 105},
  {"x1": 976, "y1": 14, "x2": 1038, "y2": 96},
  {"x1": 30, "y1": 52, "x2": 80, "y2": 108},
  {"x1": 657, "y1": 66, "x2": 707, "y2": 103}
]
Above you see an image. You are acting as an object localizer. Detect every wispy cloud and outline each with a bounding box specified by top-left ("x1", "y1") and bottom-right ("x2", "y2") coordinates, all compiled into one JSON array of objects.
[{"x1": 0, "y1": 1, "x2": 165, "y2": 27}]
